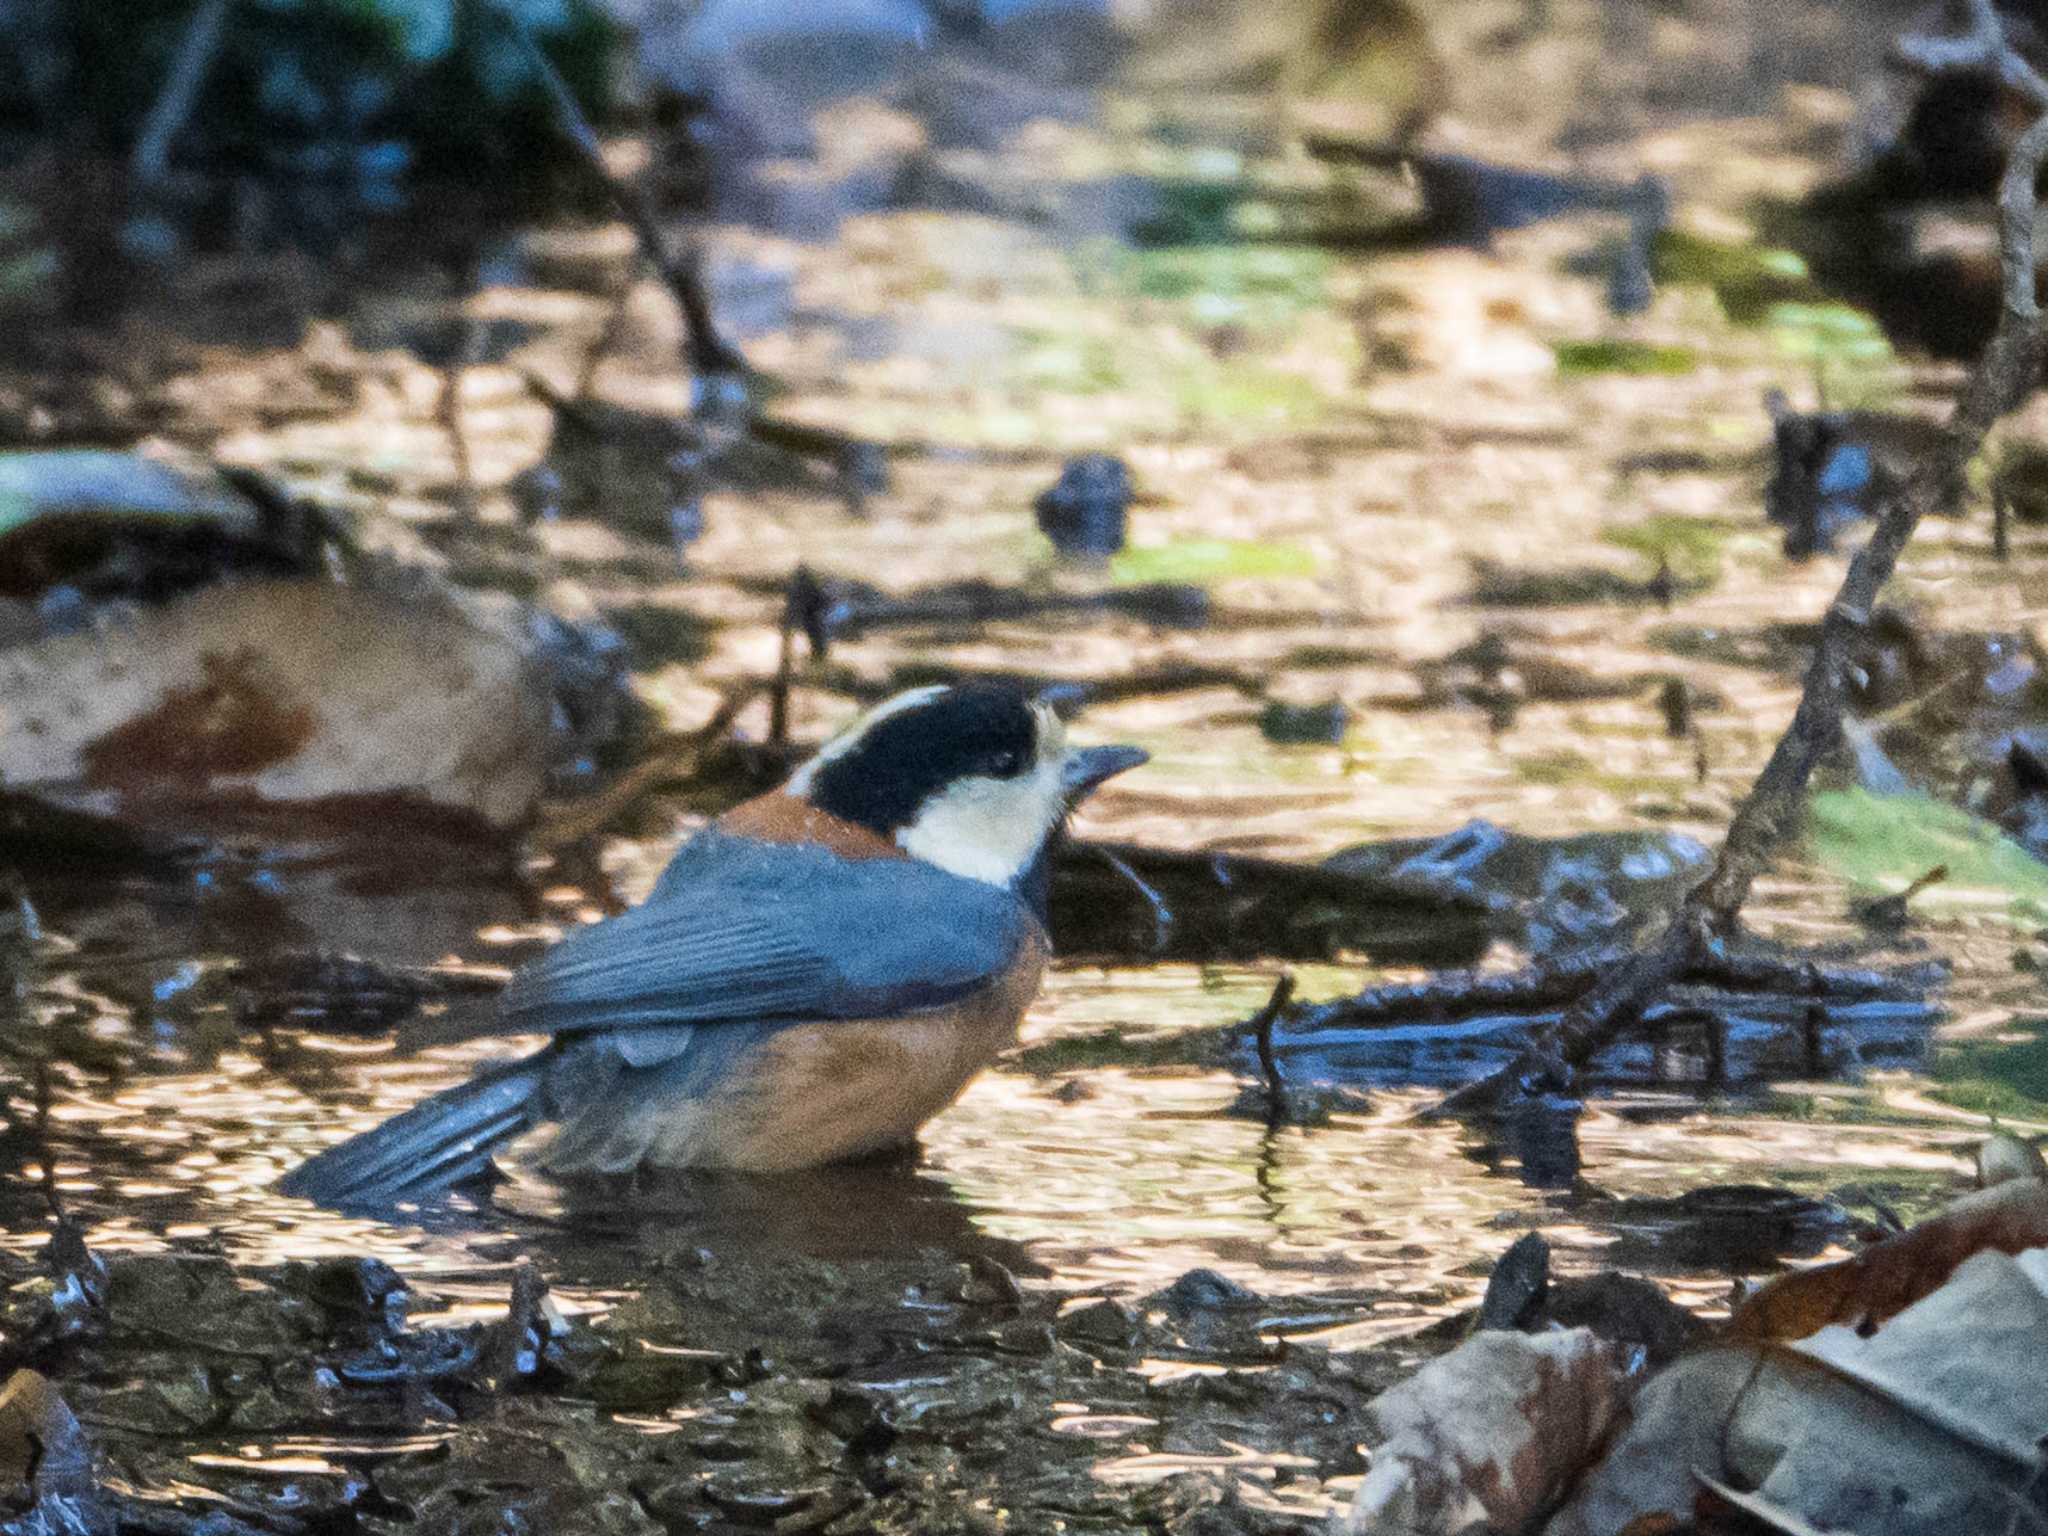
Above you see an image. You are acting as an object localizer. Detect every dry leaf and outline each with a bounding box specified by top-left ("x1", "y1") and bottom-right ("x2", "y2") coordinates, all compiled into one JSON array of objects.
[
  {"x1": 1977, "y1": 1129, "x2": 2048, "y2": 1189},
  {"x1": 1552, "y1": 1247, "x2": 2048, "y2": 1536},
  {"x1": 0, "y1": 1368, "x2": 94, "y2": 1500},
  {"x1": 1343, "y1": 1326, "x2": 1635, "y2": 1535},
  {"x1": 0, "y1": 579, "x2": 558, "y2": 833},
  {"x1": 1727, "y1": 1178, "x2": 2048, "y2": 1340}
]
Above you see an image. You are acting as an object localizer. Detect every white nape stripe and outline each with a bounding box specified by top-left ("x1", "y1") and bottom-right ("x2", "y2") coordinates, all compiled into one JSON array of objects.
[{"x1": 785, "y1": 684, "x2": 952, "y2": 798}]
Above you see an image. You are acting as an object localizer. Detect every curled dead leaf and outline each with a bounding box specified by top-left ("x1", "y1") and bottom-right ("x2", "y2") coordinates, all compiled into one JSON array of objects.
[
  {"x1": 1727, "y1": 1177, "x2": 2048, "y2": 1340},
  {"x1": 1977, "y1": 1129, "x2": 2048, "y2": 1188},
  {"x1": 1552, "y1": 1246, "x2": 2048, "y2": 1536},
  {"x1": 1342, "y1": 1327, "x2": 1636, "y2": 1535}
]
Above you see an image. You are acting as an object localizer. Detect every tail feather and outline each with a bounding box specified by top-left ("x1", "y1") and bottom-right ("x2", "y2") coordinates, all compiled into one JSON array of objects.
[{"x1": 279, "y1": 1053, "x2": 549, "y2": 1208}]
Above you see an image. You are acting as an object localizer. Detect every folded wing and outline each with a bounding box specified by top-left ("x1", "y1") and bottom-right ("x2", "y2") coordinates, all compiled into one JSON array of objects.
[{"x1": 448, "y1": 830, "x2": 1041, "y2": 1044}]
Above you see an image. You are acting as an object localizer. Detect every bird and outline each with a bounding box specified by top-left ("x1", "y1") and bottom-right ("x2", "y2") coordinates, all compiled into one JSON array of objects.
[{"x1": 278, "y1": 681, "x2": 1146, "y2": 1207}]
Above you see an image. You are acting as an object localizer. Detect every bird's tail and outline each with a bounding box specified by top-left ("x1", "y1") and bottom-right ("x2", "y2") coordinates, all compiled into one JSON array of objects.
[{"x1": 277, "y1": 1051, "x2": 550, "y2": 1208}]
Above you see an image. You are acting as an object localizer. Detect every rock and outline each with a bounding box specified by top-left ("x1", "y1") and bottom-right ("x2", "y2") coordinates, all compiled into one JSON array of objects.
[
  {"x1": 807, "y1": 1383, "x2": 897, "y2": 1453},
  {"x1": 73, "y1": 1356, "x2": 218, "y2": 1436},
  {"x1": 1151, "y1": 1268, "x2": 1260, "y2": 1318},
  {"x1": 993, "y1": 1318, "x2": 1056, "y2": 1356},
  {"x1": 1476, "y1": 1233, "x2": 1550, "y2": 1332},
  {"x1": 376, "y1": 1398, "x2": 666, "y2": 1536},
  {"x1": 588, "y1": 1353, "x2": 718, "y2": 1413},
  {"x1": 104, "y1": 1257, "x2": 315, "y2": 1357},
  {"x1": 1055, "y1": 1297, "x2": 1138, "y2": 1352},
  {"x1": 280, "y1": 1255, "x2": 410, "y2": 1336},
  {"x1": 1544, "y1": 1273, "x2": 1703, "y2": 1369},
  {"x1": 1258, "y1": 699, "x2": 1350, "y2": 745},
  {"x1": 957, "y1": 1255, "x2": 1024, "y2": 1309},
  {"x1": 1034, "y1": 453, "x2": 1132, "y2": 560}
]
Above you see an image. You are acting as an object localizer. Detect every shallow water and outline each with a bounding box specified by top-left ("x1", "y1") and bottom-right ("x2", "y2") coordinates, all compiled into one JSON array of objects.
[{"x1": 6, "y1": 0, "x2": 2046, "y2": 1519}]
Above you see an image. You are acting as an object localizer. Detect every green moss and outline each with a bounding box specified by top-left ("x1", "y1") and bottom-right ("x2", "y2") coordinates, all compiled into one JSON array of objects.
[
  {"x1": 1110, "y1": 538, "x2": 1321, "y2": 586},
  {"x1": 1173, "y1": 363, "x2": 1329, "y2": 424},
  {"x1": 1653, "y1": 230, "x2": 1817, "y2": 324},
  {"x1": 1512, "y1": 749, "x2": 1665, "y2": 799},
  {"x1": 1930, "y1": 1032, "x2": 2048, "y2": 1117},
  {"x1": 1765, "y1": 303, "x2": 1897, "y2": 404},
  {"x1": 1109, "y1": 244, "x2": 1330, "y2": 321},
  {"x1": 1602, "y1": 515, "x2": 1732, "y2": 582},
  {"x1": 1016, "y1": 333, "x2": 1128, "y2": 395},
  {"x1": 1553, "y1": 340, "x2": 1699, "y2": 377},
  {"x1": 1808, "y1": 788, "x2": 2048, "y2": 925}
]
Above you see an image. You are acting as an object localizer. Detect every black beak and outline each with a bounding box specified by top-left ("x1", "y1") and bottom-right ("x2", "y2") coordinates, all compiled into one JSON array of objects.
[{"x1": 1061, "y1": 744, "x2": 1148, "y2": 801}]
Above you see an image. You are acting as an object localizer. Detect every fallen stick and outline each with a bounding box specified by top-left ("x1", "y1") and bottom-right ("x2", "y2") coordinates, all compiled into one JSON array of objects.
[
  {"x1": 1426, "y1": 3, "x2": 2048, "y2": 1120},
  {"x1": 1283, "y1": 947, "x2": 1947, "y2": 1035}
]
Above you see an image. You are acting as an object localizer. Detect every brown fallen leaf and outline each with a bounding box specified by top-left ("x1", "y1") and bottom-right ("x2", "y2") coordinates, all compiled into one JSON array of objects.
[
  {"x1": 1552, "y1": 1247, "x2": 2048, "y2": 1536},
  {"x1": 1727, "y1": 1178, "x2": 2048, "y2": 1340},
  {"x1": 1342, "y1": 1327, "x2": 1635, "y2": 1535},
  {"x1": 0, "y1": 578, "x2": 558, "y2": 834}
]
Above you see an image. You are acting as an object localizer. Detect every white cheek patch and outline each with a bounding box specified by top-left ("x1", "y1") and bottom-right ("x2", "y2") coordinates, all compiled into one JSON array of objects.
[{"x1": 896, "y1": 753, "x2": 1067, "y2": 887}]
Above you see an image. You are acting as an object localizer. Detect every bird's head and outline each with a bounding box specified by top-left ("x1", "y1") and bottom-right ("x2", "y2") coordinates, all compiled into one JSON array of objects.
[{"x1": 785, "y1": 682, "x2": 1147, "y2": 889}]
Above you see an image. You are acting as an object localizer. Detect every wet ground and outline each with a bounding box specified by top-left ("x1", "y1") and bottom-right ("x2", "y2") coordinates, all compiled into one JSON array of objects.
[{"x1": 5, "y1": 0, "x2": 2048, "y2": 1529}]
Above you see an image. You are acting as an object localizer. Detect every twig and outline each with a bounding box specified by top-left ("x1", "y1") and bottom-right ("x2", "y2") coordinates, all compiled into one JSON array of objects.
[
  {"x1": 132, "y1": 0, "x2": 230, "y2": 191},
  {"x1": 34, "y1": 1056, "x2": 58, "y2": 1220},
  {"x1": 1896, "y1": 0, "x2": 2048, "y2": 106},
  {"x1": 436, "y1": 269, "x2": 489, "y2": 519},
  {"x1": 1092, "y1": 846, "x2": 1173, "y2": 955},
  {"x1": 1249, "y1": 975, "x2": 1297, "y2": 1126},
  {"x1": 527, "y1": 680, "x2": 765, "y2": 849},
  {"x1": 493, "y1": 5, "x2": 743, "y2": 376},
  {"x1": 574, "y1": 284, "x2": 636, "y2": 399},
  {"x1": 1426, "y1": 12, "x2": 2048, "y2": 1120},
  {"x1": 771, "y1": 567, "x2": 831, "y2": 751},
  {"x1": 1283, "y1": 947, "x2": 1941, "y2": 1035}
]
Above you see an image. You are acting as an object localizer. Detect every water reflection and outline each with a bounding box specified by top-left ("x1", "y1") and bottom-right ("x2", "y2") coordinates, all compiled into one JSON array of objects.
[{"x1": 4, "y1": 955, "x2": 1982, "y2": 1310}]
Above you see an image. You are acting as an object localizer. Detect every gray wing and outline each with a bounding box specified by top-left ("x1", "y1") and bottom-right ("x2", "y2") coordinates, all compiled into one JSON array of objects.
[{"x1": 442, "y1": 830, "x2": 1039, "y2": 1046}]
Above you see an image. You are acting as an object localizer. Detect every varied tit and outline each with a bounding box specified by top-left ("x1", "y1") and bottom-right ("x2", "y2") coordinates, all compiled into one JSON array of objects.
[{"x1": 279, "y1": 682, "x2": 1146, "y2": 1207}]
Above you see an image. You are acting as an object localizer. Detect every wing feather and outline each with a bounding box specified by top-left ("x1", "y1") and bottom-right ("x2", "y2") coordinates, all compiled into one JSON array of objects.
[{"x1": 436, "y1": 831, "x2": 1038, "y2": 1045}]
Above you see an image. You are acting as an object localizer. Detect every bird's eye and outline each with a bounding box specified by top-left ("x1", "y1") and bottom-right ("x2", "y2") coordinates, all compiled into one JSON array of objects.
[{"x1": 984, "y1": 747, "x2": 1026, "y2": 778}]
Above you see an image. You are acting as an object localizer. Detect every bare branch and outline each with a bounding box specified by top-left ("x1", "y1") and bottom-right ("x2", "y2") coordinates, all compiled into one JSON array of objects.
[
  {"x1": 132, "y1": 0, "x2": 230, "y2": 191},
  {"x1": 493, "y1": 5, "x2": 743, "y2": 377},
  {"x1": 1425, "y1": 10, "x2": 2048, "y2": 1120},
  {"x1": 1897, "y1": 0, "x2": 2048, "y2": 108}
]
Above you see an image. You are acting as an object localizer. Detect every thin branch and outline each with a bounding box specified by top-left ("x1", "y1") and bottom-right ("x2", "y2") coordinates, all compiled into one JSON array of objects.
[
  {"x1": 132, "y1": 0, "x2": 231, "y2": 191},
  {"x1": 493, "y1": 5, "x2": 743, "y2": 377},
  {"x1": 1896, "y1": 0, "x2": 2048, "y2": 108},
  {"x1": 1427, "y1": 17, "x2": 2048, "y2": 1120},
  {"x1": 1249, "y1": 976, "x2": 1296, "y2": 1126}
]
